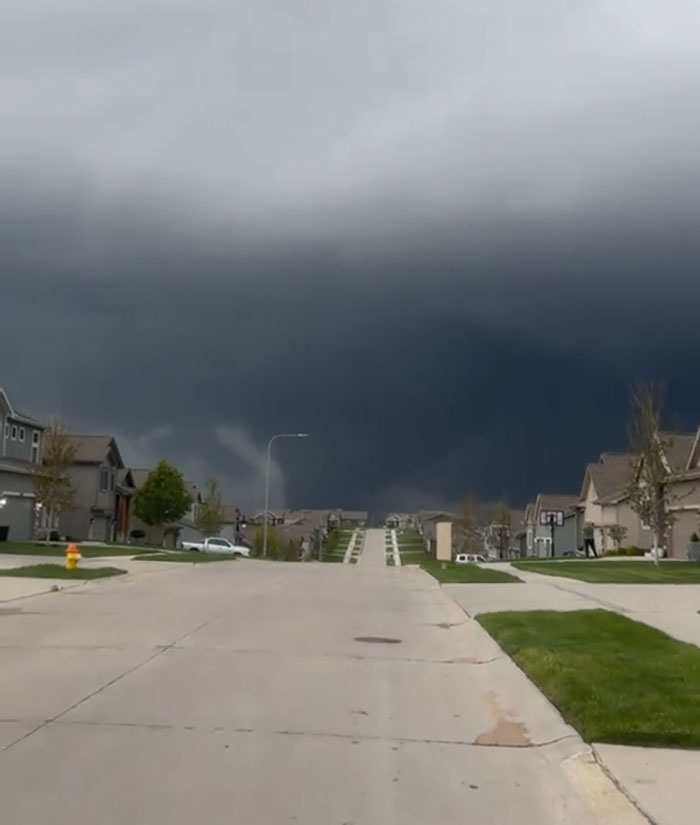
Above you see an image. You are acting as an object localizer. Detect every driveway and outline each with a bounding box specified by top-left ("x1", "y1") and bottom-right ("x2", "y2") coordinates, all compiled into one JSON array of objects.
[{"x1": 0, "y1": 560, "x2": 645, "y2": 824}]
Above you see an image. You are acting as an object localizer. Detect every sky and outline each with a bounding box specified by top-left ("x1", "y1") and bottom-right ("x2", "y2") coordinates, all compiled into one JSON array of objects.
[{"x1": 3, "y1": 1, "x2": 700, "y2": 515}]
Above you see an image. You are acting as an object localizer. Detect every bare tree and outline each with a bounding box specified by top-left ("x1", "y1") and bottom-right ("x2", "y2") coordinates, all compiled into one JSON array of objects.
[
  {"x1": 454, "y1": 493, "x2": 484, "y2": 554},
  {"x1": 490, "y1": 501, "x2": 512, "y2": 559},
  {"x1": 31, "y1": 421, "x2": 77, "y2": 543},
  {"x1": 625, "y1": 383, "x2": 675, "y2": 565}
]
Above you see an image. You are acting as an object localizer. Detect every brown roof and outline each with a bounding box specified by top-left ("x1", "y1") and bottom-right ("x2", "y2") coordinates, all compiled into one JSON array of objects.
[
  {"x1": 341, "y1": 510, "x2": 369, "y2": 521},
  {"x1": 535, "y1": 494, "x2": 579, "y2": 517},
  {"x1": 130, "y1": 469, "x2": 152, "y2": 489},
  {"x1": 221, "y1": 505, "x2": 241, "y2": 524},
  {"x1": 583, "y1": 454, "x2": 635, "y2": 503},
  {"x1": 660, "y1": 433, "x2": 696, "y2": 474},
  {"x1": 66, "y1": 435, "x2": 124, "y2": 468}
]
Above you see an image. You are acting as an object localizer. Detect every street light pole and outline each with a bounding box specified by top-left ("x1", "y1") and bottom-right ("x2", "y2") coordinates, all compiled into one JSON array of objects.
[{"x1": 263, "y1": 433, "x2": 309, "y2": 558}]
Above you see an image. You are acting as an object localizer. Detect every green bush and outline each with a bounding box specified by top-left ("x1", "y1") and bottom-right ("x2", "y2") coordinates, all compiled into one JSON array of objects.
[{"x1": 605, "y1": 546, "x2": 645, "y2": 557}]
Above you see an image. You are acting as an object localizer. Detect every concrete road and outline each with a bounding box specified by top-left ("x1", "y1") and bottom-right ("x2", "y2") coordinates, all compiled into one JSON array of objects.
[
  {"x1": 357, "y1": 527, "x2": 387, "y2": 568},
  {"x1": 0, "y1": 560, "x2": 644, "y2": 824}
]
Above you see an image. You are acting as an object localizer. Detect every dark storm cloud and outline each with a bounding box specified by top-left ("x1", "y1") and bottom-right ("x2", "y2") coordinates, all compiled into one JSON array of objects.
[{"x1": 3, "y1": 1, "x2": 700, "y2": 512}]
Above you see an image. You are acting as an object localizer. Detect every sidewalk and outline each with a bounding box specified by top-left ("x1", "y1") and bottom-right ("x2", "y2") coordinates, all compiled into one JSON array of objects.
[
  {"x1": 443, "y1": 567, "x2": 700, "y2": 825},
  {"x1": 0, "y1": 578, "x2": 86, "y2": 602},
  {"x1": 595, "y1": 745, "x2": 700, "y2": 825}
]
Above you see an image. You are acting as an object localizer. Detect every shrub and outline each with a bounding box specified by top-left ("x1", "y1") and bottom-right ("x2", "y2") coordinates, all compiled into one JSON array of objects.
[{"x1": 604, "y1": 546, "x2": 645, "y2": 557}]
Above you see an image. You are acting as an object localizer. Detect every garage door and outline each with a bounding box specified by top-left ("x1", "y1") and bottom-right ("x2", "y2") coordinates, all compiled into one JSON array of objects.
[{"x1": 0, "y1": 496, "x2": 34, "y2": 542}]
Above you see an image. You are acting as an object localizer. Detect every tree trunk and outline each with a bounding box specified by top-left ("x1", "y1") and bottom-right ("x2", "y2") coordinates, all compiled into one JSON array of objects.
[{"x1": 652, "y1": 531, "x2": 660, "y2": 566}]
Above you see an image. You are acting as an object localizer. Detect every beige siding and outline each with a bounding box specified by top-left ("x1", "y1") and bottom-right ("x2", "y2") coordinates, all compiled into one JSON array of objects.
[{"x1": 615, "y1": 502, "x2": 651, "y2": 550}]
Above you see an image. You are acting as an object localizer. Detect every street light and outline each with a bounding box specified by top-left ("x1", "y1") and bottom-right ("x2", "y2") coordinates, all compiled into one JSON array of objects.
[{"x1": 263, "y1": 433, "x2": 309, "y2": 558}]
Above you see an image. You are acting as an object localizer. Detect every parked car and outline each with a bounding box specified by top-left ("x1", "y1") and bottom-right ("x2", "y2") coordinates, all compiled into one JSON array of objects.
[
  {"x1": 181, "y1": 537, "x2": 251, "y2": 557},
  {"x1": 455, "y1": 553, "x2": 487, "y2": 564}
]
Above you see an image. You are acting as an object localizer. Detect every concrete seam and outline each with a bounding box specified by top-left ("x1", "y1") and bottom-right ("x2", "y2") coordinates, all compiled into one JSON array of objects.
[
  {"x1": 0, "y1": 614, "x2": 220, "y2": 753},
  {"x1": 591, "y1": 745, "x2": 659, "y2": 825}
]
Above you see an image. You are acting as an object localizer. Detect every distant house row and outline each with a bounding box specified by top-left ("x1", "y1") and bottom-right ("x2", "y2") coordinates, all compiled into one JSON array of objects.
[
  {"x1": 0, "y1": 386, "x2": 369, "y2": 547},
  {"x1": 519, "y1": 431, "x2": 700, "y2": 560},
  {"x1": 235, "y1": 509, "x2": 368, "y2": 549},
  {"x1": 0, "y1": 386, "x2": 202, "y2": 544},
  {"x1": 413, "y1": 428, "x2": 700, "y2": 561}
]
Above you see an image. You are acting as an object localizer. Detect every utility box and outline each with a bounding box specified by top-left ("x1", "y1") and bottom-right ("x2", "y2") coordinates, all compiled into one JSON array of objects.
[{"x1": 436, "y1": 521, "x2": 453, "y2": 562}]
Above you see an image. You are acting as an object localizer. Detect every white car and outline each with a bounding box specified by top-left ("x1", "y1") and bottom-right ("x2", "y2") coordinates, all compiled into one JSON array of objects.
[
  {"x1": 181, "y1": 537, "x2": 251, "y2": 557},
  {"x1": 455, "y1": 553, "x2": 487, "y2": 564}
]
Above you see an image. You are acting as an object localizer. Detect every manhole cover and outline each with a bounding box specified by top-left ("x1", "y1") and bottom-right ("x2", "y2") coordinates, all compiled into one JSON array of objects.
[{"x1": 354, "y1": 636, "x2": 403, "y2": 645}]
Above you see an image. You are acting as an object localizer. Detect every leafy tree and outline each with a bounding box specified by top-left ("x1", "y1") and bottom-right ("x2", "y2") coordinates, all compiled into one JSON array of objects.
[
  {"x1": 625, "y1": 383, "x2": 676, "y2": 565},
  {"x1": 607, "y1": 524, "x2": 628, "y2": 551},
  {"x1": 195, "y1": 477, "x2": 225, "y2": 536},
  {"x1": 490, "y1": 501, "x2": 512, "y2": 559},
  {"x1": 32, "y1": 421, "x2": 77, "y2": 543},
  {"x1": 133, "y1": 461, "x2": 191, "y2": 546}
]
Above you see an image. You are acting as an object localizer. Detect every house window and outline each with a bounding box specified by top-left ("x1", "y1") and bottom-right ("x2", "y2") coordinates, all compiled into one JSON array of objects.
[
  {"x1": 10, "y1": 425, "x2": 17, "y2": 441},
  {"x1": 31, "y1": 444, "x2": 40, "y2": 464},
  {"x1": 3, "y1": 422, "x2": 8, "y2": 439},
  {"x1": 19, "y1": 427, "x2": 25, "y2": 442},
  {"x1": 110, "y1": 470, "x2": 116, "y2": 492},
  {"x1": 100, "y1": 467, "x2": 109, "y2": 492}
]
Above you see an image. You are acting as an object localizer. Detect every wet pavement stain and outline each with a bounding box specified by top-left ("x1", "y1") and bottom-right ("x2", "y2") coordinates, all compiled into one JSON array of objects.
[{"x1": 475, "y1": 690, "x2": 531, "y2": 747}]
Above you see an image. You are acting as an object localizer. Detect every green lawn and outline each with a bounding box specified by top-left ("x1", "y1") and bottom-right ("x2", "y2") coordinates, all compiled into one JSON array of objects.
[
  {"x1": 0, "y1": 542, "x2": 157, "y2": 558},
  {"x1": 0, "y1": 564, "x2": 127, "y2": 580},
  {"x1": 513, "y1": 560, "x2": 700, "y2": 584},
  {"x1": 420, "y1": 558, "x2": 521, "y2": 583},
  {"x1": 133, "y1": 551, "x2": 237, "y2": 563},
  {"x1": 478, "y1": 609, "x2": 700, "y2": 748}
]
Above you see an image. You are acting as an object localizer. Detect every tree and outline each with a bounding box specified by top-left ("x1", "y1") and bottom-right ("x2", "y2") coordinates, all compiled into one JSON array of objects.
[
  {"x1": 253, "y1": 526, "x2": 282, "y2": 559},
  {"x1": 195, "y1": 477, "x2": 225, "y2": 536},
  {"x1": 32, "y1": 421, "x2": 77, "y2": 543},
  {"x1": 625, "y1": 382, "x2": 676, "y2": 565},
  {"x1": 490, "y1": 501, "x2": 512, "y2": 559},
  {"x1": 454, "y1": 493, "x2": 484, "y2": 554},
  {"x1": 133, "y1": 460, "x2": 191, "y2": 546},
  {"x1": 607, "y1": 524, "x2": 628, "y2": 552}
]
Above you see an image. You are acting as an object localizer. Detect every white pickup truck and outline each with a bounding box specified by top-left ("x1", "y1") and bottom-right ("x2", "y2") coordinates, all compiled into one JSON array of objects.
[{"x1": 181, "y1": 537, "x2": 251, "y2": 557}]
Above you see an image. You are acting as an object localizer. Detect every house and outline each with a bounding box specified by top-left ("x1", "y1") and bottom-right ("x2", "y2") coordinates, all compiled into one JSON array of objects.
[
  {"x1": 580, "y1": 452, "x2": 649, "y2": 554},
  {"x1": 516, "y1": 503, "x2": 536, "y2": 557},
  {"x1": 665, "y1": 428, "x2": 700, "y2": 557},
  {"x1": 484, "y1": 508, "x2": 525, "y2": 559},
  {"x1": 339, "y1": 510, "x2": 369, "y2": 527},
  {"x1": 417, "y1": 510, "x2": 458, "y2": 555},
  {"x1": 60, "y1": 435, "x2": 128, "y2": 542},
  {"x1": 220, "y1": 505, "x2": 245, "y2": 543},
  {"x1": 0, "y1": 388, "x2": 44, "y2": 541},
  {"x1": 386, "y1": 513, "x2": 414, "y2": 529},
  {"x1": 528, "y1": 494, "x2": 580, "y2": 557}
]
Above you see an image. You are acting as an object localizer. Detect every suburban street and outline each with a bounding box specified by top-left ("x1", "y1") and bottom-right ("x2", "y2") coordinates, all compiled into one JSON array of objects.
[{"x1": 0, "y1": 531, "x2": 645, "y2": 825}]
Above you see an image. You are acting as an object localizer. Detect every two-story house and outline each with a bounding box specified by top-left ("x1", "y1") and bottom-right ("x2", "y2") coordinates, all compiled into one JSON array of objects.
[
  {"x1": 0, "y1": 388, "x2": 44, "y2": 541},
  {"x1": 60, "y1": 435, "x2": 126, "y2": 542}
]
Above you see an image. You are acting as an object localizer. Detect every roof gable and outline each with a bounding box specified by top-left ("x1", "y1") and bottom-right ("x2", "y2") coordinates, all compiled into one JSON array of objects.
[
  {"x1": 686, "y1": 425, "x2": 700, "y2": 471},
  {"x1": 534, "y1": 493, "x2": 579, "y2": 519},
  {"x1": 67, "y1": 435, "x2": 125, "y2": 468}
]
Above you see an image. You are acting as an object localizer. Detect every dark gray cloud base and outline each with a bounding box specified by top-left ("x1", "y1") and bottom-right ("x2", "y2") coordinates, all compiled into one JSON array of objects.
[{"x1": 3, "y1": 1, "x2": 700, "y2": 512}]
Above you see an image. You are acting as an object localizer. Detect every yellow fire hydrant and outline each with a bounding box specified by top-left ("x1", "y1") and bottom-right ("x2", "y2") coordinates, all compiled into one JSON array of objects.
[{"x1": 65, "y1": 543, "x2": 81, "y2": 571}]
